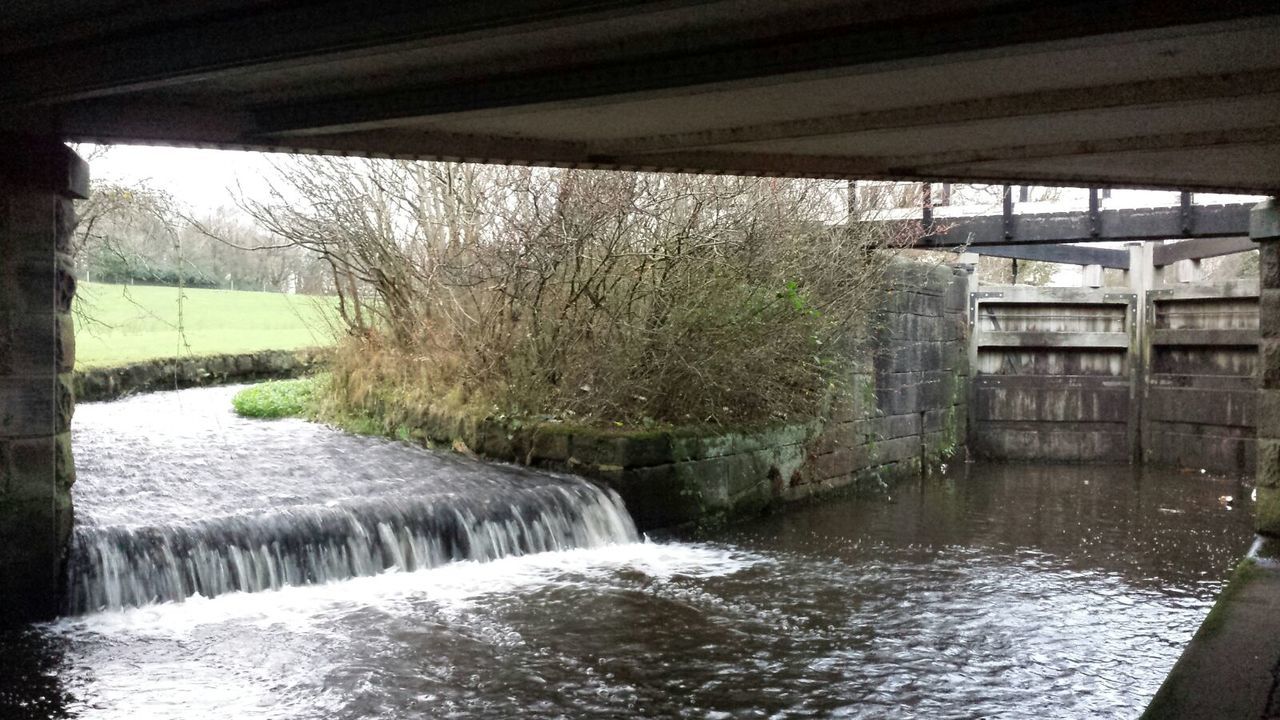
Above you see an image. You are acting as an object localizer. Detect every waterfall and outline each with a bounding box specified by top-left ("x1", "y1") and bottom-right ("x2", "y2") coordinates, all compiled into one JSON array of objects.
[{"x1": 66, "y1": 482, "x2": 638, "y2": 614}]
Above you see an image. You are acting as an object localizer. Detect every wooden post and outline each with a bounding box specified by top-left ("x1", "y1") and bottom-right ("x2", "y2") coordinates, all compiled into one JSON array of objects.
[
  {"x1": 1129, "y1": 242, "x2": 1152, "y2": 465},
  {"x1": 1176, "y1": 258, "x2": 1204, "y2": 283},
  {"x1": 962, "y1": 253, "x2": 981, "y2": 454},
  {"x1": 1082, "y1": 264, "x2": 1103, "y2": 288}
]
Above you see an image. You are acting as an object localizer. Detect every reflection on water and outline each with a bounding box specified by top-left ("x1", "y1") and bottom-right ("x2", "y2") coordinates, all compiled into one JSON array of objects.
[{"x1": 1, "y1": 386, "x2": 1256, "y2": 719}]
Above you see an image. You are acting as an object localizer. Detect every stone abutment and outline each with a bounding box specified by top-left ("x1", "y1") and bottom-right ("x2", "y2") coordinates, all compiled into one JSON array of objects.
[{"x1": 0, "y1": 139, "x2": 87, "y2": 622}]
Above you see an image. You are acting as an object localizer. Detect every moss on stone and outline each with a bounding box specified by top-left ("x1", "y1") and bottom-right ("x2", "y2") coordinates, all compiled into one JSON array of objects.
[
  {"x1": 1256, "y1": 486, "x2": 1280, "y2": 536},
  {"x1": 1193, "y1": 558, "x2": 1260, "y2": 642},
  {"x1": 1140, "y1": 558, "x2": 1266, "y2": 720}
]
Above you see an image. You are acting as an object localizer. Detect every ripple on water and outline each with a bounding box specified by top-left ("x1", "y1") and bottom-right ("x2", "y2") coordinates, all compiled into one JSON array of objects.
[{"x1": 10, "y1": 386, "x2": 1254, "y2": 719}]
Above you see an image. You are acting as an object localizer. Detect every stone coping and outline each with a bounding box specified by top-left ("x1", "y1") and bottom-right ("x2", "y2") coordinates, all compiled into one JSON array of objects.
[{"x1": 74, "y1": 348, "x2": 326, "y2": 403}]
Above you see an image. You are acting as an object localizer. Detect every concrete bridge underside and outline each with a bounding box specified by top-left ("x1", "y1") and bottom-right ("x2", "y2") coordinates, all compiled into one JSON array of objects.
[
  {"x1": 1, "y1": 1, "x2": 1279, "y2": 193},
  {"x1": 2, "y1": 0, "x2": 1280, "y2": 648}
]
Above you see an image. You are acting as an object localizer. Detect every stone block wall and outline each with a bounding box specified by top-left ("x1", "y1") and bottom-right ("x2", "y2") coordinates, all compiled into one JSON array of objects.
[
  {"x1": 450, "y1": 421, "x2": 815, "y2": 530},
  {"x1": 792, "y1": 261, "x2": 970, "y2": 501},
  {"x1": 1253, "y1": 200, "x2": 1280, "y2": 535},
  {"x1": 74, "y1": 348, "x2": 326, "y2": 403},
  {"x1": 0, "y1": 141, "x2": 87, "y2": 621}
]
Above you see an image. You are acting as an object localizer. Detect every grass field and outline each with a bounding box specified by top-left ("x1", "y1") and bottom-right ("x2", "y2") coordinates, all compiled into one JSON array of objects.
[{"x1": 74, "y1": 283, "x2": 339, "y2": 368}]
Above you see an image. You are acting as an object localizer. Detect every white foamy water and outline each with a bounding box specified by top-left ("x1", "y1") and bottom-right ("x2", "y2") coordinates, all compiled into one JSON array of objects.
[
  {"x1": 48, "y1": 541, "x2": 759, "y2": 720},
  {"x1": 55, "y1": 540, "x2": 758, "y2": 637},
  {"x1": 67, "y1": 386, "x2": 639, "y2": 614}
]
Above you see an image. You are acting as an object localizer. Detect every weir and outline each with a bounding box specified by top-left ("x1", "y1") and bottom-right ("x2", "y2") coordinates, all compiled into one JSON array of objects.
[
  {"x1": 63, "y1": 386, "x2": 637, "y2": 614},
  {"x1": 68, "y1": 483, "x2": 635, "y2": 614}
]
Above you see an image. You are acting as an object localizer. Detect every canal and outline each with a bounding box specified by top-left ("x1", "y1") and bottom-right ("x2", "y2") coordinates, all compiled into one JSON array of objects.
[{"x1": 0, "y1": 385, "x2": 1255, "y2": 718}]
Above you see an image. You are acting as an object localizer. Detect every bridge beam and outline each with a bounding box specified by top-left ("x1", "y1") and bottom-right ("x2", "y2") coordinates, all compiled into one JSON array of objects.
[
  {"x1": 1253, "y1": 198, "x2": 1280, "y2": 536},
  {"x1": 0, "y1": 137, "x2": 86, "y2": 622},
  {"x1": 911, "y1": 202, "x2": 1255, "y2": 248}
]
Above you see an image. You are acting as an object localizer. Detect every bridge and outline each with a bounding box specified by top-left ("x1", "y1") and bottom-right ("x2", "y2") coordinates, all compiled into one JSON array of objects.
[
  {"x1": 1, "y1": 1, "x2": 1278, "y2": 191},
  {"x1": 1, "y1": 3, "x2": 1280, "y2": 715}
]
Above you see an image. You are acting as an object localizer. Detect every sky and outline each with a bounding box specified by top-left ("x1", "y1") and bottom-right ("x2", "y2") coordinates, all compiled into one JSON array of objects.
[
  {"x1": 80, "y1": 143, "x2": 276, "y2": 214},
  {"x1": 80, "y1": 142, "x2": 1265, "y2": 217}
]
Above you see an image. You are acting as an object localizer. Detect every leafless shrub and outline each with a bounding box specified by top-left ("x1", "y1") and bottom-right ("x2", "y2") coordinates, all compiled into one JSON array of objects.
[{"x1": 247, "y1": 158, "x2": 917, "y2": 427}]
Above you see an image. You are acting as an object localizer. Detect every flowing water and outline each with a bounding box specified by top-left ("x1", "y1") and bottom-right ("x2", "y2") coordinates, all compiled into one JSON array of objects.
[{"x1": 0, "y1": 385, "x2": 1256, "y2": 719}]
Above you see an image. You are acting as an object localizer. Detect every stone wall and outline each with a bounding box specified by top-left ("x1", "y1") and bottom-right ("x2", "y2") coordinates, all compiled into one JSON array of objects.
[
  {"x1": 0, "y1": 141, "x2": 87, "y2": 622},
  {"x1": 795, "y1": 261, "x2": 969, "y2": 501},
  {"x1": 1254, "y1": 200, "x2": 1280, "y2": 535},
  {"x1": 399, "y1": 260, "x2": 971, "y2": 530},
  {"x1": 74, "y1": 348, "x2": 326, "y2": 403}
]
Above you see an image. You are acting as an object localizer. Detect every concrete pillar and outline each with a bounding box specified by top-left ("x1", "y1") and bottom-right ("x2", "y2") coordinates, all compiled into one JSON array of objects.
[
  {"x1": 0, "y1": 138, "x2": 87, "y2": 621},
  {"x1": 1251, "y1": 199, "x2": 1280, "y2": 536}
]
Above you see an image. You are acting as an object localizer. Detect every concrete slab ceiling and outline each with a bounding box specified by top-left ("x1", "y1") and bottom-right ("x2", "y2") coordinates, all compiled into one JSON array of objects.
[{"x1": 2, "y1": 0, "x2": 1278, "y2": 192}]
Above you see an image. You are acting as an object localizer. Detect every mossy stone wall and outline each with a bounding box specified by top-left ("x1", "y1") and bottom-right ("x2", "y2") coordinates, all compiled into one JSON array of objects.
[
  {"x1": 1255, "y1": 202, "x2": 1280, "y2": 536},
  {"x1": 74, "y1": 348, "x2": 325, "y2": 403},
  {"x1": 402, "y1": 260, "x2": 971, "y2": 530}
]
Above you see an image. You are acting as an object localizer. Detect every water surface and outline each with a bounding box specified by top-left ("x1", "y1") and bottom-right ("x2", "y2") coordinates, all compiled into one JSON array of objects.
[{"x1": 0, "y1": 386, "x2": 1255, "y2": 719}]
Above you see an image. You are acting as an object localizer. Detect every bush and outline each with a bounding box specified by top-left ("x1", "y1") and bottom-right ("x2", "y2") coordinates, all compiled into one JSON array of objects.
[
  {"x1": 249, "y1": 161, "x2": 918, "y2": 429},
  {"x1": 232, "y1": 378, "x2": 316, "y2": 419}
]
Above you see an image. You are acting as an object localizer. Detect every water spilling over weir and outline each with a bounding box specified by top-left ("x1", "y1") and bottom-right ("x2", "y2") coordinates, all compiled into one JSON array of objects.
[
  {"x1": 66, "y1": 386, "x2": 636, "y2": 614},
  {"x1": 68, "y1": 484, "x2": 636, "y2": 613}
]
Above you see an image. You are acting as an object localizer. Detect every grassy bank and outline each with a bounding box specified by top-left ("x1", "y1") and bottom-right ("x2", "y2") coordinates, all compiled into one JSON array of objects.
[{"x1": 74, "y1": 282, "x2": 338, "y2": 368}]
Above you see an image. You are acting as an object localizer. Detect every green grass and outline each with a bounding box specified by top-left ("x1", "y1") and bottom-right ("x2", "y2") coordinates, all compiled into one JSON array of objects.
[
  {"x1": 74, "y1": 282, "x2": 339, "y2": 368},
  {"x1": 232, "y1": 378, "x2": 316, "y2": 419}
]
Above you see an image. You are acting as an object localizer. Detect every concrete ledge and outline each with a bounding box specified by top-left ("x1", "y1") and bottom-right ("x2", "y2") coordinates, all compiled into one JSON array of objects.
[
  {"x1": 384, "y1": 390, "x2": 964, "y2": 531},
  {"x1": 1143, "y1": 537, "x2": 1280, "y2": 719},
  {"x1": 0, "y1": 139, "x2": 88, "y2": 199}
]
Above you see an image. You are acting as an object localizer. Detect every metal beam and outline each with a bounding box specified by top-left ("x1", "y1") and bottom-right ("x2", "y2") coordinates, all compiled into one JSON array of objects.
[
  {"x1": 944, "y1": 243, "x2": 1131, "y2": 269},
  {"x1": 1152, "y1": 236, "x2": 1257, "y2": 265},
  {"x1": 43, "y1": 110, "x2": 1280, "y2": 195},
  {"x1": 581, "y1": 147, "x2": 1280, "y2": 194},
  {"x1": 909, "y1": 203, "x2": 1254, "y2": 248}
]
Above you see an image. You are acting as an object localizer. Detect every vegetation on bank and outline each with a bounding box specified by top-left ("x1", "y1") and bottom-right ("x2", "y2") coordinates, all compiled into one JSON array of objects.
[
  {"x1": 231, "y1": 376, "x2": 405, "y2": 440},
  {"x1": 74, "y1": 282, "x2": 339, "y2": 368},
  {"x1": 231, "y1": 378, "x2": 317, "y2": 419},
  {"x1": 246, "y1": 159, "x2": 918, "y2": 433}
]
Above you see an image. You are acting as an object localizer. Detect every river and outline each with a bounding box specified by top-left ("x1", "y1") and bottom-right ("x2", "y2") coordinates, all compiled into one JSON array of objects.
[{"x1": 0, "y1": 385, "x2": 1255, "y2": 719}]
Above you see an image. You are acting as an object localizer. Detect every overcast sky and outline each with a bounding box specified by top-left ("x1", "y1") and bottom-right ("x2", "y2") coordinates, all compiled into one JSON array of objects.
[
  {"x1": 80, "y1": 142, "x2": 1265, "y2": 217},
  {"x1": 80, "y1": 143, "x2": 275, "y2": 214}
]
